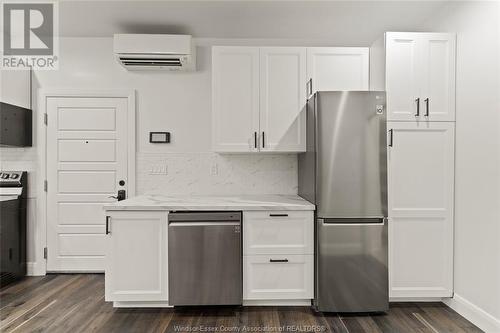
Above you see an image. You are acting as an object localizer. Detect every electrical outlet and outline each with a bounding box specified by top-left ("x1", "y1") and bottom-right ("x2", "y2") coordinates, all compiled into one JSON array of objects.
[
  {"x1": 210, "y1": 163, "x2": 218, "y2": 176},
  {"x1": 150, "y1": 164, "x2": 168, "y2": 175}
]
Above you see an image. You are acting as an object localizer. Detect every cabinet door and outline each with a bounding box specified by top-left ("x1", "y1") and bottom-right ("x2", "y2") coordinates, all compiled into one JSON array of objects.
[
  {"x1": 105, "y1": 211, "x2": 168, "y2": 302},
  {"x1": 387, "y1": 122, "x2": 454, "y2": 298},
  {"x1": 243, "y1": 255, "x2": 313, "y2": 300},
  {"x1": 385, "y1": 33, "x2": 421, "y2": 121},
  {"x1": 259, "y1": 47, "x2": 306, "y2": 152},
  {"x1": 212, "y1": 47, "x2": 260, "y2": 152},
  {"x1": 306, "y1": 47, "x2": 369, "y2": 93},
  {"x1": 420, "y1": 34, "x2": 456, "y2": 121}
]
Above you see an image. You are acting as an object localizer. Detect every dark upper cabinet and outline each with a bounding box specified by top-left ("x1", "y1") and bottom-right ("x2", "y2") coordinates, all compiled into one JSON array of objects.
[{"x1": 0, "y1": 102, "x2": 32, "y2": 147}]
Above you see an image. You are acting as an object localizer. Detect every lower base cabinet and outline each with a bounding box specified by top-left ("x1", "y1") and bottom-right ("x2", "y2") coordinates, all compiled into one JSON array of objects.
[
  {"x1": 388, "y1": 121, "x2": 455, "y2": 298},
  {"x1": 104, "y1": 209, "x2": 315, "y2": 306},
  {"x1": 243, "y1": 211, "x2": 314, "y2": 302},
  {"x1": 105, "y1": 211, "x2": 169, "y2": 302},
  {"x1": 243, "y1": 254, "x2": 313, "y2": 300}
]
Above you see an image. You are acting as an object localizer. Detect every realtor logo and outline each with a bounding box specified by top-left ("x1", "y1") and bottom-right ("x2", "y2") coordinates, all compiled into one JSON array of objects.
[{"x1": 1, "y1": 2, "x2": 58, "y2": 69}]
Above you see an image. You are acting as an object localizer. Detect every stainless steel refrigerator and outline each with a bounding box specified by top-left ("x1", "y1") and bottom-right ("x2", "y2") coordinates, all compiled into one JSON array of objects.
[{"x1": 298, "y1": 91, "x2": 388, "y2": 313}]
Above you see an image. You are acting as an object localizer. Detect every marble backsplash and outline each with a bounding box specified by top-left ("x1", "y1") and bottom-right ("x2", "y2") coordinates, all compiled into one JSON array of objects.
[{"x1": 136, "y1": 152, "x2": 298, "y2": 195}]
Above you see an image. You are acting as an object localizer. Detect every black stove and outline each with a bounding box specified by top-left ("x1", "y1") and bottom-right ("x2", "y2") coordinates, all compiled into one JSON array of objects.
[{"x1": 0, "y1": 171, "x2": 27, "y2": 287}]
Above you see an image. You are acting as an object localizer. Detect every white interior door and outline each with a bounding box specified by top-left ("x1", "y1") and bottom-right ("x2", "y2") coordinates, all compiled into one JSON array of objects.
[
  {"x1": 420, "y1": 33, "x2": 456, "y2": 121},
  {"x1": 259, "y1": 47, "x2": 306, "y2": 152},
  {"x1": 387, "y1": 121, "x2": 454, "y2": 298},
  {"x1": 385, "y1": 33, "x2": 421, "y2": 121},
  {"x1": 306, "y1": 47, "x2": 369, "y2": 93},
  {"x1": 212, "y1": 46, "x2": 260, "y2": 152},
  {"x1": 47, "y1": 96, "x2": 130, "y2": 272}
]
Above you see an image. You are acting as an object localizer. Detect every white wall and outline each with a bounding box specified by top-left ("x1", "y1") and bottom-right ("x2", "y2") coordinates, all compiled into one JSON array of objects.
[
  {"x1": 422, "y1": 2, "x2": 500, "y2": 331},
  {"x1": 34, "y1": 37, "x2": 299, "y2": 195},
  {"x1": 2, "y1": 37, "x2": 302, "y2": 272}
]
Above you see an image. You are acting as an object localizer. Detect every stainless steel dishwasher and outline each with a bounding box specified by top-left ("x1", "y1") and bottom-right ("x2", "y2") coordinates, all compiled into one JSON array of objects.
[{"x1": 168, "y1": 211, "x2": 242, "y2": 306}]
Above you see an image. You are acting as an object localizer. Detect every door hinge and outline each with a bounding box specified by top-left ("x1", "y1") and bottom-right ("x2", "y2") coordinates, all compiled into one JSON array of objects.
[
  {"x1": 44, "y1": 113, "x2": 48, "y2": 125},
  {"x1": 44, "y1": 180, "x2": 48, "y2": 192},
  {"x1": 43, "y1": 247, "x2": 47, "y2": 259}
]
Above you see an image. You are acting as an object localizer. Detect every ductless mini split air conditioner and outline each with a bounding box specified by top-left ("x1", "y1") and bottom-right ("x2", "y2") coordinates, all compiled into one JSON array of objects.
[{"x1": 113, "y1": 34, "x2": 196, "y2": 71}]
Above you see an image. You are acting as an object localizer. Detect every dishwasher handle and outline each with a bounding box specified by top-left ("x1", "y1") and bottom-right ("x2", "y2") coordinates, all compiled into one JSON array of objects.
[{"x1": 169, "y1": 221, "x2": 241, "y2": 227}]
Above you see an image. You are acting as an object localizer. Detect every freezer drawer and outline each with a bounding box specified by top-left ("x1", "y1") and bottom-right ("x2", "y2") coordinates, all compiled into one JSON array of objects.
[
  {"x1": 168, "y1": 212, "x2": 242, "y2": 306},
  {"x1": 315, "y1": 218, "x2": 388, "y2": 312}
]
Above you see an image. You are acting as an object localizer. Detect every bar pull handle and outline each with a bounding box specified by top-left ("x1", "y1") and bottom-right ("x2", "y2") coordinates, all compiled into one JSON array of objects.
[
  {"x1": 105, "y1": 216, "x2": 110, "y2": 235},
  {"x1": 424, "y1": 98, "x2": 429, "y2": 117},
  {"x1": 254, "y1": 132, "x2": 257, "y2": 149},
  {"x1": 262, "y1": 132, "x2": 265, "y2": 148},
  {"x1": 270, "y1": 258, "x2": 289, "y2": 263},
  {"x1": 307, "y1": 78, "x2": 313, "y2": 98},
  {"x1": 415, "y1": 98, "x2": 420, "y2": 117},
  {"x1": 269, "y1": 213, "x2": 289, "y2": 217},
  {"x1": 388, "y1": 129, "x2": 393, "y2": 147}
]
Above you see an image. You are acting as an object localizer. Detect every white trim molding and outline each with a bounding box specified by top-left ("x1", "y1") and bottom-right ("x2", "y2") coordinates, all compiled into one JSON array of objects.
[
  {"x1": 444, "y1": 294, "x2": 500, "y2": 333},
  {"x1": 35, "y1": 88, "x2": 136, "y2": 276}
]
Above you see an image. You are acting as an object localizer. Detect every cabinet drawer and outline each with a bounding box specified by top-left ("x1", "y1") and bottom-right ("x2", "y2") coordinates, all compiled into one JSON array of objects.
[
  {"x1": 243, "y1": 255, "x2": 313, "y2": 300},
  {"x1": 243, "y1": 211, "x2": 313, "y2": 255}
]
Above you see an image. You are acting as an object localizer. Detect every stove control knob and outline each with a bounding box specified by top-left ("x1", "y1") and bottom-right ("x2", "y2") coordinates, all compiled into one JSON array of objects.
[
  {"x1": 10, "y1": 174, "x2": 19, "y2": 180},
  {"x1": 1, "y1": 173, "x2": 9, "y2": 179}
]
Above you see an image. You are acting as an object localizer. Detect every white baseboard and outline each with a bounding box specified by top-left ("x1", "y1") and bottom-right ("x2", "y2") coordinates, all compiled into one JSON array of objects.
[
  {"x1": 113, "y1": 301, "x2": 173, "y2": 308},
  {"x1": 27, "y1": 261, "x2": 46, "y2": 276},
  {"x1": 390, "y1": 297, "x2": 445, "y2": 302},
  {"x1": 444, "y1": 293, "x2": 500, "y2": 333}
]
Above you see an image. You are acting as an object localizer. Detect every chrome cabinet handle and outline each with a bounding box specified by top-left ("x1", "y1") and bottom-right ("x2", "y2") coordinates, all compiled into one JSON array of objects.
[
  {"x1": 270, "y1": 259, "x2": 288, "y2": 263},
  {"x1": 269, "y1": 213, "x2": 288, "y2": 217},
  {"x1": 388, "y1": 129, "x2": 393, "y2": 147},
  {"x1": 424, "y1": 98, "x2": 429, "y2": 117},
  {"x1": 254, "y1": 132, "x2": 257, "y2": 149},
  {"x1": 415, "y1": 98, "x2": 420, "y2": 117},
  {"x1": 307, "y1": 78, "x2": 313, "y2": 97}
]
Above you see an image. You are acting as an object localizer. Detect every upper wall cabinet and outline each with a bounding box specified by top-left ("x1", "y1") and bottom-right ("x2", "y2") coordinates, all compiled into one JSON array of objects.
[
  {"x1": 0, "y1": 68, "x2": 31, "y2": 109},
  {"x1": 306, "y1": 47, "x2": 369, "y2": 93},
  {"x1": 212, "y1": 47, "x2": 260, "y2": 152},
  {"x1": 259, "y1": 47, "x2": 306, "y2": 152},
  {"x1": 371, "y1": 32, "x2": 456, "y2": 121},
  {"x1": 212, "y1": 46, "x2": 307, "y2": 153},
  {"x1": 212, "y1": 46, "x2": 369, "y2": 153}
]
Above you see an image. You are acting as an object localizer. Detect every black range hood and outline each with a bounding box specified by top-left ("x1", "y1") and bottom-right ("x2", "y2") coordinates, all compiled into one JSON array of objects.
[{"x1": 0, "y1": 102, "x2": 32, "y2": 147}]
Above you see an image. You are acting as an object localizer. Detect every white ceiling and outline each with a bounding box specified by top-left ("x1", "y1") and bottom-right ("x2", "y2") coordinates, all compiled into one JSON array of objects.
[{"x1": 59, "y1": 1, "x2": 449, "y2": 45}]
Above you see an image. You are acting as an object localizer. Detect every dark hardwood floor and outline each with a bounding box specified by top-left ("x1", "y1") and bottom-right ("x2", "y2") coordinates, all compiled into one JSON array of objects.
[{"x1": 0, "y1": 274, "x2": 482, "y2": 333}]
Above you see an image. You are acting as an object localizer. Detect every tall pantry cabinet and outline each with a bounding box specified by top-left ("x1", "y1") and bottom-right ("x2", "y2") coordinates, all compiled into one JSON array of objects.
[{"x1": 370, "y1": 32, "x2": 456, "y2": 299}]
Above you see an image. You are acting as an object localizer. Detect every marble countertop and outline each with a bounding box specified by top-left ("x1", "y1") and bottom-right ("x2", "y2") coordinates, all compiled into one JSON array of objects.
[{"x1": 104, "y1": 194, "x2": 315, "y2": 211}]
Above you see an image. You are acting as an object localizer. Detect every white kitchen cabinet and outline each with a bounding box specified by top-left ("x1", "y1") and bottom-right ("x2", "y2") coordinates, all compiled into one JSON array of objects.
[
  {"x1": 105, "y1": 211, "x2": 168, "y2": 302},
  {"x1": 243, "y1": 255, "x2": 313, "y2": 300},
  {"x1": 372, "y1": 32, "x2": 456, "y2": 121},
  {"x1": 0, "y1": 68, "x2": 31, "y2": 108},
  {"x1": 387, "y1": 121, "x2": 454, "y2": 298},
  {"x1": 259, "y1": 47, "x2": 306, "y2": 152},
  {"x1": 243, "y1": 211, "x2": 313, "y2": 255},
  {"x1": 243, "y1": 210, "x2": 314, "y2": 302},
  {"x1": 212, "y1": 47, "x2": 260, "y2": 152},
  {"x1": 306, "y1": 47, "x2": 369, "y2": 93}
]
